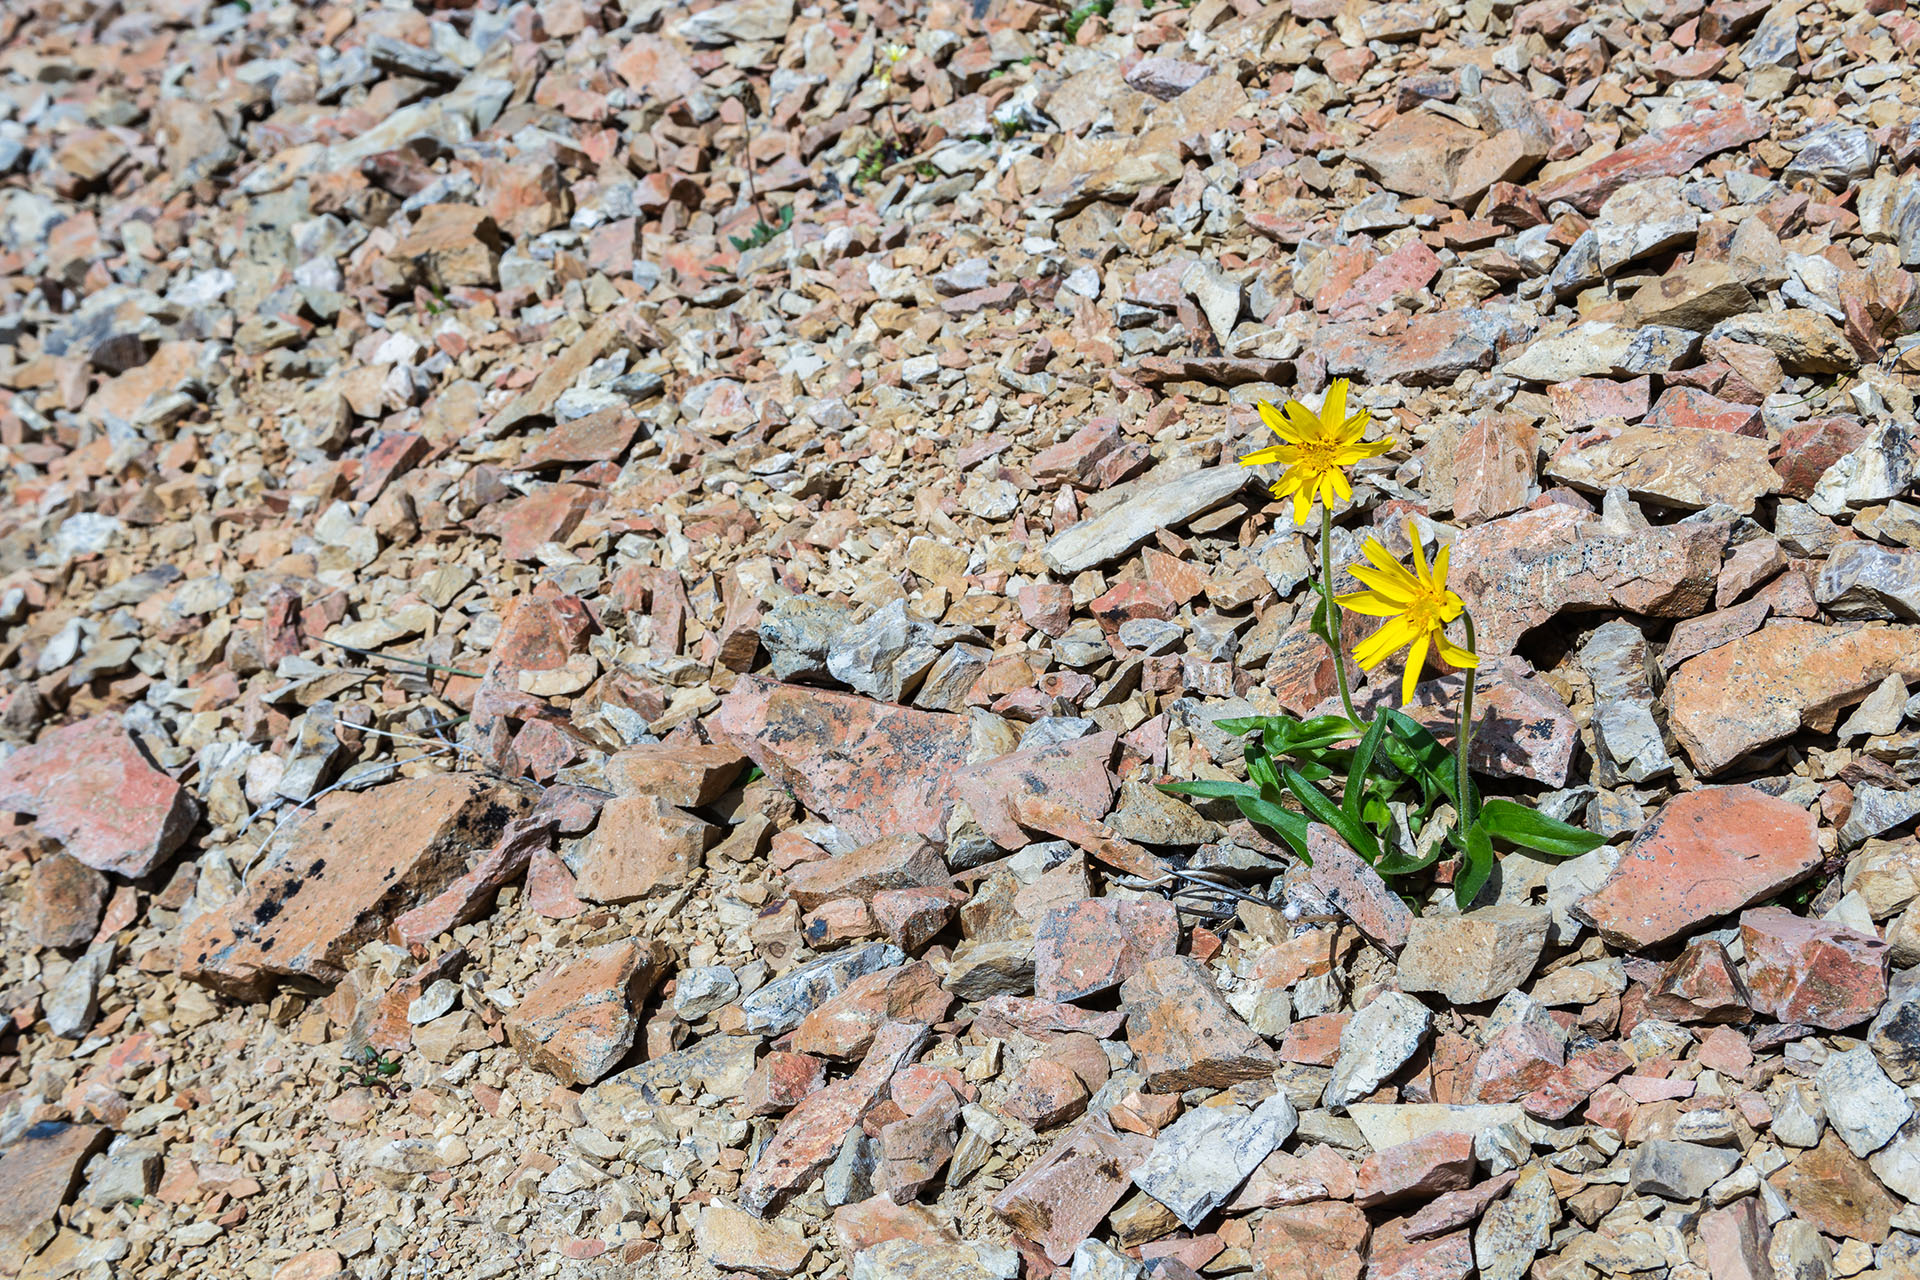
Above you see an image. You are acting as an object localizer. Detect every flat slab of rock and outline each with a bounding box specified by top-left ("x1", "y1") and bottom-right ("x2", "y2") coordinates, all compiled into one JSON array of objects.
[
  {"x1": 0, "y1": 716, "x2": 199, "y2": 877},
  {"x1": 1534, "y1": 104, "x2": 1769, "y2": 212},
  {"x1": 951, "y1": 732, "x2": 1116, "y2": 850},
  {"x1": 0, "y1": 1122, "x2": 107, "y2": 1273},
  {"x1": 1120, "y1": 955, "x2": 1279, "y2": 1090},
  {"x1": 1742, "y1": 907, "x2": 1889, "y2": 1030},
  {"x1": 1452, "y1": 505, "x2": 1727, "y2": 658},
  {"x1": 1545, "y1": 425, "x2": 1779, "y2": 514},
  {"x1": 581, "y1": 1035, "x2": 762, "y2": 1128},
  {"x1": 1042, "y1": 466, "x2": 1249, "y2": 575},
  {"x1": 180, "y1": 774, "x2": 534, "y2": 1000},
  {"x1": 1303, "y1": 824, "x2": 1413, "y2": 949},
  {"x1": 992, "y1": 1119, "x2": 1153, "y2": 1264},
  {"x1": 504, "y1": 939, "x2": 667, "y2": 1086},
  {"x1": 1667, "y1": 622, "x2": 1920, "y2": 774},
  {"x1": 1033, "y1": 897, "x2": 1179, "y2": 1002},
  {"x1": 1131, "y1": 1092, "x2": 1298, "y2": 1228},
  {"x1": 1397, "y1": 907, "x2": 1549, "y2": 1004},
  {"x1": 1576, "y1": 786, "x2": 1820, "y2": 948},
  {"x1": 712, "y1": 676, "x2": 971, "y2": 845}
]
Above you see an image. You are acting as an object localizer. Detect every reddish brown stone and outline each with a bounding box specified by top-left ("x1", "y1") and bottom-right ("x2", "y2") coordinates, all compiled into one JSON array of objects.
[
  {"x1": 0, "y1": 1122, "x2": 108, "y2": 1272},
  {"x1": 25, "y1": 852, "x2": 109, "y2": 950},
  {"x1": 181, "y1": 775, "x2": 533, "y2": 1000},
  {"x1": 1667, "y1": 622, "x2": 1920, "y2": 774},
  {"x1": 1254, "y1": 1201, "x2": 1373, "y2": 1280},
  {"x1": 1741, "y1": 907, "x2": 1890, "y2": 1030},
  {"x1": 505, "y1": 940, "x2": 667, "y2": 1086},
  {"x1": 1369, "y1": 1222, "x2": 1473, "y2": 1280},
  {"x1": 784, "y1": 835, "x2": 949, "y2": 910},
  {"x1": 952, "y1": 731, "x2": 1116, "y2": 850},
  {"x1": 1520, "y1": 1041, "x2": 1633, "y2": 1122},
  {"x1": 712, "y1": 677, "x2": 972, "y2": 846},
  {"x1": 792, "y1": 963, "x2": 949, "y2": 1060},
  {"x1": 1534, "y1": 105, "x2": 1769, "y2": 213},
  {"x1": 1356, "y1": 1131, "x2": 1476, "y2": 1207},
  {"x1": 1646, "y1": 938, "x2": 1752, "y2": 1023},
  {"x1": 1303, "y1": 824, "x2": 1414, "y2": 949},
  {"x1": 0, "y1": 716, "x2": 198, "y2": 877},
  {"x1": 390, "y1": 812, "x2": 556, "y2": 949},
  {"x1": 877, "y1": 1081, "x2": 964, "y2": 1202},
  {"x1": 1401, "y1": 1172, "x2": 1518, "y2": 1240},
  {"x1": 1646, "y1": 388, "x2": 1762, "y2": 436},
  {"x1": 1773, "y1": 418, "x2": 1867, "y2": 499},
  {"x1": 573, "y1": 795, "x2": 718, "y2": 903},
  {"x1": 740, "y1": 1020, "x2": 930, "y2": 1217},
  {"x1": 605, "y1": 741, "x2": 747, "y2": 806},
  {"x1": 1000, "y1": 1058, "x2": 1089, "y2": 1130},
  {"x1": 1121, "y1": 956, "x2": 1279, "y2": 1091},
  {"x1": 991, "y1": 1119, "x2": 1153, "y2": 1264},
  {"x1": 1577, "y1": 787, "x2": 1819, "y2": 948},
  {"x1": 1770, "y1": 1132, "x2": 1898, "y2": 1244},
  {"x1": 1546, "y1": 376, "x2": 1651, "y2": 428},
  {"x1": 871, "y1": 887, "x2": 961, "y2": 952},
  {"x1": 1451, "y1": 413, "x2": 1538, "y2": 525},
  {"x1": 1033, "y1": 897, "x2": 1179, "y2": 1002}
]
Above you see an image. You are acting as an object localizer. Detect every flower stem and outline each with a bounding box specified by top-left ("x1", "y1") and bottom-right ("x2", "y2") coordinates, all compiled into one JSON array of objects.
[
  {"x1": 1320, "y1": 504, "x2": 1360, "y2": 727},
  {"x1": 1455, "y1": 610, "x2": 1479, "y2": 829}
]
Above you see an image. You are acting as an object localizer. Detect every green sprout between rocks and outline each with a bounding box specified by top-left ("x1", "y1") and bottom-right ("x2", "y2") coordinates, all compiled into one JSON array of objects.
[
  {"x1": 729, "y1": 204, "x2": 794, "y2": 253},
  {"x1": 340, "y1": 1045, "x2": 404, "y2": 1089}
]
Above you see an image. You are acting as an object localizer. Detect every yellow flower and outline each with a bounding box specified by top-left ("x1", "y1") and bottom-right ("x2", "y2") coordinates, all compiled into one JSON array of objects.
[
  {"x1": 1238, "y1": 378, "x2": 1391, "y2": 526},
  {"x1": 1336, "y1": 523, "x2": 1479, "y2": 707}
]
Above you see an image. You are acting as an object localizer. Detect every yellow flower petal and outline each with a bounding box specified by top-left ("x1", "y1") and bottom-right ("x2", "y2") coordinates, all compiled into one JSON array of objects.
[
  {"x1": 1329, "y1": 468, "x2": 1354, "y2": 503},
  {"x1": 1291, "y1": 487, "x2": 1314, "y2": 526},
  {"x1": 1407, "y1": 524, "x2": 1432, "y2": 585},
  {"x1": 1401, "y1": 631, "x2": 1431, "y2": 707},
  {"x1": 1435, "y1": 631, "x2": 1480, "y2": 669},
  {"x1": 1359, "y1": 540, "x2": 1421, "y2": 591},
  {"x1": 1334, "y1": 590, "x2": 1406, "y2": 617},
  {"x1": 1258, "y1": 400, "x2": 1304, "y2": 443},
  {"x1": 1346, "y1": 564, "x2": 1418, "y2": 603},
  {"x1": 1432, "y1": 540, "x2": 1452, "y2": 588},
  {"x1": 1353, "y1": 615, "x2": 1418, "y2": 669},
  {"x1": 1322, "y1": 379, "x2": 1348, "y2": 433},
  {"x1": 1285, "y1": 401, "x2": 1326, "y2": 441},
  {"x1": 1239, "y1": 445, "x2": 1291, "y2": 466}
]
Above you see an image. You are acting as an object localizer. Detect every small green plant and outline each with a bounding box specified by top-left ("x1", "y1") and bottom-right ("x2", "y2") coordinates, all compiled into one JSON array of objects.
[
  {"x1": 996, "y1": 117, "x2": 1022, "y2": 141},
  {"x1": 340, "y1": 1045, "x2": 404, "y2": 1089},
  {"x1": 1064, "y1": 0, "x2": 1115, "y2": 38},
  {"x1": 855, "y1": 138, "x2": 890, "y2": 185},
  {"x1": 1160, "y1": 380, "x2": 1605, "y2": 910},
  {"x1": 729, "y1": 203, "x2": 794, "y2": 253},
  {"x1": 916, "y1": 161, "x2": 939, "y2": 180}
]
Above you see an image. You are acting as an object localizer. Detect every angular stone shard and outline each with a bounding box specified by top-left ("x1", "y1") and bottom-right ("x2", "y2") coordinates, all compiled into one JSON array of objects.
[
  {"x1": 504, "y1": 940, "x2": 667, "y2": 1087},
  {"x1": 180, "y1": 774, "x2": 534, "y2": 1000},
  {"x1": 1667, "y1": 622, "x2": 1920, "y2": 774},
  {"x1": 712, "y1": 676, "x2": 972, "y2": 845},
  {"x1": 1576, "y1": 787, "x2": 1820, "y2": 948},
  {"x1": 0, "y1": 716, "x2": 199, "y2": 877}
]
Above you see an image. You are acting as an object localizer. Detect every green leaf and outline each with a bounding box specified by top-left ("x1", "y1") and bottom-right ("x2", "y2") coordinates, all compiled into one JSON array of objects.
[
  {"x1": 1376, "y1": 837, "x2": 1447, "y2": 878},
  {"x1": 1158, "y1": 779, "x2": 1260, "y2": 800},
  {"x1": 1281, "y1": 764, "x2": 1380, "y2": 864},
  {"x1": 1477, "y1": 798, "x2": 1607, "y2": 858},
  {"x1": 1309, "y1": 589, "x2": 1340, "y2": 648},
  {"x1": 1454, "y1": 820, "x2": 1496, "y2": 910},
  {"x1": 1234, "y1": 794, "x2": 1313, "y2": 861},
  {"x1": 1247, "y1": 751, "x2": 1282, "y2": 795},
  {"x1": 1383, "y1": 710, "x2": 1479, "y2": 814},
  {"x1": 1343, "y1": 713, "x2": 1387, "y2": 823}
]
